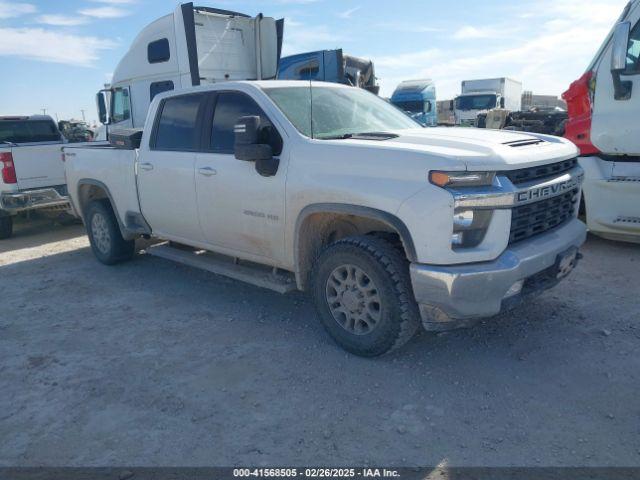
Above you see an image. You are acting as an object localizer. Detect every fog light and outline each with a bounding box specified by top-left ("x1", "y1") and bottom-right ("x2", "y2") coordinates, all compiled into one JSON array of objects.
[
  {"x1": 453, "y1": 210, "x2": 474, "y2": 228},
  {"x1": 504, "y1": 280, "x2": 524, "y2": 299},
  {"x1": 451, "y1": 232, "x2": 464, "y2": 246}
]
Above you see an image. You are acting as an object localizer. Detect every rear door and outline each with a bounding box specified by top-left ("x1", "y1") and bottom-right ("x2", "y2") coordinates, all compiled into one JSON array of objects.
[
  {"x1": 0, "y1": 119, "x2": 65, "y2": 190},
  {"x1": 194, "y1": 90, "x2": 287, "y2": 262},
  {"x1": 591, "y1": 3, "x2": 640, "y2": 154},
  {"x1": 136, "y1": 92, "x2": 206, "y2": 243}
]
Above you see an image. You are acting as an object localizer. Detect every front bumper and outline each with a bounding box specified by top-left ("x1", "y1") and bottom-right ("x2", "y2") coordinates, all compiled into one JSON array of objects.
[
  {"x1": 410, "y1": 219, "x2": 587, "y2": 330},
  {"x1": 0, "y1": 186, "x2": 70, "y2": 213}
]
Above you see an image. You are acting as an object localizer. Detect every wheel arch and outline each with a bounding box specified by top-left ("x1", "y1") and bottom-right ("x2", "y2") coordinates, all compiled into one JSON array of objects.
[
  {"x1": 293, "y1": 203, "x2": 417, "y2": 290},
  {"x1": 77, "y1": 179, "x2": 130, "y2": 238}
]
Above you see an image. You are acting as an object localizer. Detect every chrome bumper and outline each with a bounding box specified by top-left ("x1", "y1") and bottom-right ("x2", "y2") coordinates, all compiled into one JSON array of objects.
[
  {"x1": 410, "y1": 219, "x2": 587, "y2": 330},
  {"x1": 1, "y1": 187, "x2": 70, "y2": 213}
]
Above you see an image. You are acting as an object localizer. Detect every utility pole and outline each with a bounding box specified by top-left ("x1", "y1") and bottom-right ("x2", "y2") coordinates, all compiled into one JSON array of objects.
[
  {"x1": 81, "y1": 110, "x2": 86, "y2": 122},
  {"x1": 41, "y1": 108, "x2": 47, "y2": 115}
]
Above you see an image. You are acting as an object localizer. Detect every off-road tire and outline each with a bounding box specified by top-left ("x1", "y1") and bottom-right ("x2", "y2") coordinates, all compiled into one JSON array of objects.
[
  {"x1": 310, "y1": 235, "x2": 420, "y2": 356},
  {"x1": 0, "y1": 215, "x2": 13, "y2": 239},
  {"x1": 86, "y1": 200, "x2": 135, "y2": 265}
]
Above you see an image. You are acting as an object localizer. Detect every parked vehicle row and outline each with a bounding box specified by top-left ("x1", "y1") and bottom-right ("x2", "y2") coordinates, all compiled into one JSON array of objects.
[{"x1": 2, "y1": 0, "x2": 637, "y2": 356}]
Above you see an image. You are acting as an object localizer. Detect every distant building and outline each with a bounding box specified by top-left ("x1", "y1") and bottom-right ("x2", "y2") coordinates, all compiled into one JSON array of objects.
[{"x1": 522, "y1": 91, "x2": 567, "y2": 110}]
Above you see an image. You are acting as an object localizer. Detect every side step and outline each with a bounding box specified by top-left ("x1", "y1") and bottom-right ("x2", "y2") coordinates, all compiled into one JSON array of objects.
[{"x1": 145, "y1": 243, "x2": 297, "y2": 294}]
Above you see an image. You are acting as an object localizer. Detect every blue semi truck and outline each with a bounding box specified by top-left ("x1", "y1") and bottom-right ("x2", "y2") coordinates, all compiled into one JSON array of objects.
[
  {"x1": 389, "y1": 79, "x2": 437, "y2": 126},
  {"x1": 277, "y1": 48, "x2": 379, "y2": 94}
]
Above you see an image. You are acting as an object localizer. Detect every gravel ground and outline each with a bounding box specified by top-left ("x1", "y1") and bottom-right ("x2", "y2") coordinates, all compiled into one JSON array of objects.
[{"x1": 1, "y1": 214, "x2": 639, "y2": 467}]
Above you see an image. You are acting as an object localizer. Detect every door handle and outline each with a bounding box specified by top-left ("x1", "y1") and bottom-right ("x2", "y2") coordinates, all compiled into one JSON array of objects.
[
  {"x1": 198, "y1": 167, "x2": 217, "y2": 177},
  {"x1": 139, "y1": 162, "x2": 154, "y2": 171}
]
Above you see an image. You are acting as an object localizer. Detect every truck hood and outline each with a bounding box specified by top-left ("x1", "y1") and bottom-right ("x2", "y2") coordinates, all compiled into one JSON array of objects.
[{"x1": 371, "y1": 127, "x2": 578, "y2": 170}]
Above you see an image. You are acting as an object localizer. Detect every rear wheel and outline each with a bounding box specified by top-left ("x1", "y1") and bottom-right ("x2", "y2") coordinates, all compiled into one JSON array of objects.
[
  {"x1": 86, "y1": 200, "x2": 134, "y2": 265},
  {"x1": 310, "y1": 235, "x2": 420, "y2": 356},
  {"x1": 0, "y1": 215, "x2": 13, "y2": 240}
]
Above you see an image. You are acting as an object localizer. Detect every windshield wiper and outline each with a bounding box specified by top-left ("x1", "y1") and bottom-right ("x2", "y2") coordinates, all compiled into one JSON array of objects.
[
  {"x1": 319, "y1": 132, "x2": 398, "y2": 141},
  {"x1": 1, "y1": 140, "x2": 18, "y2": 147}
]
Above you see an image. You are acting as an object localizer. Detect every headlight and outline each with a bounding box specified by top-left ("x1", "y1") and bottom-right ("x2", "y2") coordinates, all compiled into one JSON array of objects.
[{"x1": 429, "y1": 171, "x2": 495, "y2": 188}]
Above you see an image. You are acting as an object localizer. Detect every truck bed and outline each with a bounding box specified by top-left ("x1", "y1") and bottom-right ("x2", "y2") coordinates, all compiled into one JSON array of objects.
[{"x1": 63, "y1": 143, "x2": 142, "y2": 223}]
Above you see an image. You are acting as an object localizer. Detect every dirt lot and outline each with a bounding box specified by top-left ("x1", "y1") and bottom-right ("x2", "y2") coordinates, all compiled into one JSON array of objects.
[{"x1": 1, "y1": 214, "x2": 639, "y2": 467}]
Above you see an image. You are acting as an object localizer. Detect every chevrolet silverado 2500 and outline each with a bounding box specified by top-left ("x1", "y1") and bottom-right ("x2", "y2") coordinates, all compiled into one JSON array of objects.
[
  {"x1": 1, "y1": 115, "x2": 69, "y2": 239},
  {"x1": 64, "y1": 81, "x2": 587, "y2": 356}
]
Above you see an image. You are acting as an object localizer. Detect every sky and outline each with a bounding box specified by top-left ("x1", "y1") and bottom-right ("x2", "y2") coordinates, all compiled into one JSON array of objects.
[{"x1": 0, "y1": 0, "x2": 628, "y2": 123}]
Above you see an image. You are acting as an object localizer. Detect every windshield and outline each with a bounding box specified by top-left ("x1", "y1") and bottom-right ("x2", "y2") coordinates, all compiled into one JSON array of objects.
[
  {"x1": 455, "y1": 94, "x2": 497, "y2": 111},
  {"x1": 0, "y1": 120, "x2": 61, "y2": 143},
  {"x1": 393, "y1": 100, "x2": 425, "y2": 114},
  {"x1": 263, "y1": 85, "x2": 420, "y2": 139}
]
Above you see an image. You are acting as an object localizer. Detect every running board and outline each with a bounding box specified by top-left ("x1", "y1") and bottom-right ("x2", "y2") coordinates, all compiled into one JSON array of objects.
[{"x1": 145, "y1": 243, "x2": 297, "y2": 294}]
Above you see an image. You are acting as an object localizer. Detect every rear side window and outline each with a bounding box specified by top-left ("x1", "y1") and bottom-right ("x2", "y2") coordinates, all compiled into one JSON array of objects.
[
  {"x1": 150, "y1": 80, "x2": 175, "y2": 102},
  {"x1": 148, "y1": 38, "x2": 170, "y2": 64},
  {"x1": 154, "y1": 94, "x2": 204, "y2": 151},
  {"x1": 0, "y1": 120, "x2": 61, "y2": 143},
  {"x1": 210, "y1": 92, "x2": 282, "y2": 155}
]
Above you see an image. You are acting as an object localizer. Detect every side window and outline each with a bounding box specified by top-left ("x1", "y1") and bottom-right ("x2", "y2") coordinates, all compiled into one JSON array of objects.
[
  {"x1": 150, "y1": 80, "x2": 175, "y2": 102},
  {"x1": 625, "y1": 20, "x2": 640, "y2": 74},
  {"x1": 148, "y1": 38, "x2": 170, "y2": 64},
  {"x1": 153, "y1": 94, "x2": 203, "y2": 151},
  {"x1": 111, "y1": 88, "x2": 131, "y2": 123},
  {"x1": 210, "y1": 92, "x2": 282, "y2": 155},
  {"x1": 424, "y1": 100, "x2": 432, "y2": 113}
]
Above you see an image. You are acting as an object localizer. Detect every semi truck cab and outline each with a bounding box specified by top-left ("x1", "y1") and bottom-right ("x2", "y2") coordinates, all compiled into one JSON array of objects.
[
  {"x1": 277, "y1": 49, "x2": 379, "y2": 94},
  {"x1": 563, "y1": 0, "x2": 640, "y2": 243},
  {"x1": 96, "y1": 2, "x2": 283, "y2": 137},
  {"x1": 390, "y1": 79, "x2": 437, "y2": 126}
]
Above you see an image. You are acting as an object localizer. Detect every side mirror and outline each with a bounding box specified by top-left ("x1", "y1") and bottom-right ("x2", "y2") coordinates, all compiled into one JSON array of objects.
[
  {"x1": 234, "y1": 115, "x2": 279, "y2": 177},
  {"x1": 499, "y1": 97, "x2": 505, "y2": 109},
  {"x1": 449, "y1": 99, "x2": 454, "y2": 111},
  {"x1": 96, "y1": 90, "x2": 112, "y2": 125},
  {"x1": 611, "y1": 21, "x2": 632, "y2": 100}
]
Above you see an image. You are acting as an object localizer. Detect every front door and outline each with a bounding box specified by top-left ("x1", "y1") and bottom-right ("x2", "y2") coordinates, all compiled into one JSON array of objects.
[
  {"x1": 591, "y1": 3, "x2": 640, "y2": 155},
  {"x1": 195, "y1": 91, "x2": 287, "y2": 262},
  {"x1": 137, "y1": 92, "x2": 206, "y2": 243}
]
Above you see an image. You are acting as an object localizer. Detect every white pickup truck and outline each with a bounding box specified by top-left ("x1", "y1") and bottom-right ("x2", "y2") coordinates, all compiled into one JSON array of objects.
[
  {"x1": 64, "y1": 81, "x2": 586, "y2": 356},
  {"x1": 1, "y1": 115, "x2": 70, "y2": 239}
]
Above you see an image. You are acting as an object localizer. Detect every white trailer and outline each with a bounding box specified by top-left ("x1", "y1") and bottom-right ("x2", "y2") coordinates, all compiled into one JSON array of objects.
[
  {"x1": 455, "y1": 77, "x2": 522, "y2": 126},
  {"x1": 96, "y1": 2, "x2": 283, "y2": 137}
]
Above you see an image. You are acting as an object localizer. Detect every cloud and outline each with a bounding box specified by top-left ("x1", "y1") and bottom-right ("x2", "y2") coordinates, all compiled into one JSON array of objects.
[
  {"x1": 281, "y1": 19, "x2": 342, "y2": 56},
  {"x1": 373, "y1": 21, "x2": 442, "y2": 33},
  {"x1": 0, "y1": 27, "x2": 117, "y2": 66},
  {"x1": 89, "y1": 0, "x2": 136, "y2": 3},
  {"x1": 0, "y1": 1, "x2": 36, "y2": 19},
  {"x1": 36, "y1": 14, "x2": 90, "y2": 26},
  {"x1": 78, "y1": 6, "x2": 130, "y2": 18},
  {"x1": 452, "y1": 26, "x2": 496, "y2": 40},
  {"x1": 372, "y1": 0, "x2": 624, "y2": 99},
  {"x1": 337, "y1": 6, "x2": 360, "y2": 19}
]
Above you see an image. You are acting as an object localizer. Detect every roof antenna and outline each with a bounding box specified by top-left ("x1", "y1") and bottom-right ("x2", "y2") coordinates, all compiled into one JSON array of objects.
[{"x1": 309, "y1": 78, "x2": 314, "y2": 139}]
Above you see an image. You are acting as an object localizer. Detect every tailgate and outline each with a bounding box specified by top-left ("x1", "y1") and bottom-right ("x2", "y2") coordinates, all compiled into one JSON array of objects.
[{"x1": 12, "y1": 143, "x2": 65, "y2": 190}]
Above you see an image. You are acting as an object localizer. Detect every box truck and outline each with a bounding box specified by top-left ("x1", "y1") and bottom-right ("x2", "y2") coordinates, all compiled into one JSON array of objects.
[{"x1": 454, "y1": 77, "x2": 522, "y2": 126}]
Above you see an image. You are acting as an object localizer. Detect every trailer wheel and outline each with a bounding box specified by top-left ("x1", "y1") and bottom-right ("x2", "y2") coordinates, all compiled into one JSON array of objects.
[
  {"x1": 0, "y1": 215, "x2": 13, "y2": 240},
  {"x1": 310, "y1": 235, "x2": 420, "y2": 357},
  {"x1": 86, "y1": 200, "x2": 134, "y2": 265}
]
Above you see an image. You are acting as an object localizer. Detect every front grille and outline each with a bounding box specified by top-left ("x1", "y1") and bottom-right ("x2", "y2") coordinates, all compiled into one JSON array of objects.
[
  {"x1": 503, "y1": 158, "x2": 577, "y2": 185},
  {"x1": 509, "y1": 188, "x2": 578, "y2": 244}
]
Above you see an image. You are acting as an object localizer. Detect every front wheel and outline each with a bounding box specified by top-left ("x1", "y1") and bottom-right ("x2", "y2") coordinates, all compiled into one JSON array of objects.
[
  {"x1": 86, "y1": 200, "x2": 135, "y2": 265},
  {"x1": 310, "y1": 235, "x2": 420, "y2": 357},
  {"x1": 0, "y1": 215, "x2": 13, "y2": 240}
]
